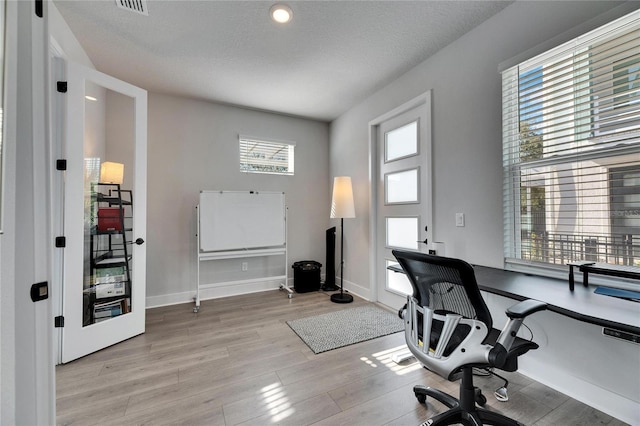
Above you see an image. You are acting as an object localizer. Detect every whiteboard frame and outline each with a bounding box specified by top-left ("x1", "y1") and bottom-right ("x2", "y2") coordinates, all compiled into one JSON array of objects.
[{"x1": 194, "y1": 191, "x2": 291, "y2": 311}]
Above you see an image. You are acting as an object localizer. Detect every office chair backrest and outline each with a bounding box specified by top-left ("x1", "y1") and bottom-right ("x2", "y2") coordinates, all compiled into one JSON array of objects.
[{"x1": 393, "y1": 250, "x2": 493, "y2": 331}]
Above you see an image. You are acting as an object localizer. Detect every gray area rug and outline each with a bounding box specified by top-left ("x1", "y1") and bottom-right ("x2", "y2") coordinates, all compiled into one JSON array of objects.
[{"x1": 287, "y1": 305, "x2": 404, "y2": 354}]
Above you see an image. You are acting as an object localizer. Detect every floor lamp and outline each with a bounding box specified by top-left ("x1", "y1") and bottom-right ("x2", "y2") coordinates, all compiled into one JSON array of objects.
[{"x1": 330, "y1": 176, "x2": 355, "y2": 303}]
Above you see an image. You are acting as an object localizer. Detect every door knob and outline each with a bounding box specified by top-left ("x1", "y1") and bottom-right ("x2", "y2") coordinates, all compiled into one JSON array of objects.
[{"x1": 135, "y1": 238, "x2": 145, "y2": 245}]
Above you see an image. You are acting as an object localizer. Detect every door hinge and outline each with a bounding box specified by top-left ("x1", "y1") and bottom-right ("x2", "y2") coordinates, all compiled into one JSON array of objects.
[
  {"x1": 55, "y1": 236, "x2": 66, "y2": 248},
  {"x1": 56, "y1": 159, "x2": 67, "y2": 171},
  {"x1": 55, "y1": 316, "x2": 65, "y2": 328},
  {"x1": 57, "y1": 81, "x2": 67, "y2": 93}
]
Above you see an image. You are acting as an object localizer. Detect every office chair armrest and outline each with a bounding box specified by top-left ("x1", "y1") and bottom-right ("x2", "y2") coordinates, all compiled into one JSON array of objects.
[
  {"x1": 506, "y1": 299, "x2": 547, "y2": 319},
  {"x1": 489, "y1": 299, "x2": 547, "y2": 369}
]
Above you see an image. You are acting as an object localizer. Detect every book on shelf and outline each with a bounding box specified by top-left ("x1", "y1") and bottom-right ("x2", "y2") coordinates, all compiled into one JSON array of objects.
[
  {"x1": 96, "y1": 266, "x2": 125, "y2": 277},
  {"x1": 95, "y1": 274, "x2": 126, "y2": 284},
  {"x1": 95, "y1": 280, "x2": 126, "y2": 299},
  {"x1": 93, "y1": 298, "x2": 129, "y2": 321}
]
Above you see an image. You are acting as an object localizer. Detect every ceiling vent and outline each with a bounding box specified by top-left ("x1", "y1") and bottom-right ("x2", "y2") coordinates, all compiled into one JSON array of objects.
[{"x1": 116, "y1": 0, "x2": 149, "y2": 16}]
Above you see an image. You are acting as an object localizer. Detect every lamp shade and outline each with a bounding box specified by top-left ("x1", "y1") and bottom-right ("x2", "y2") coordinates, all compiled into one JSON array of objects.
[
  {"x1": 99, "y1": 162, "x2": 124, "y2": 185},
  {"x1": 330, "y1": 176, "x2": 355, "y2": 219}
]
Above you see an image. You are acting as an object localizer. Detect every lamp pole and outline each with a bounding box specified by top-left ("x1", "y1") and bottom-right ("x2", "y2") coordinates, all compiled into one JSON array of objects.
[{"x1": 331, "y1": 217, "x2": 353, "y2": 303}]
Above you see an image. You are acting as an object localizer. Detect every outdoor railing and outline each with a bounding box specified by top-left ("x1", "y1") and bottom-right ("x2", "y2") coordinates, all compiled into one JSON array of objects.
[{"x1": 521, "y1": 231, "x2": 638, "y2": 266}]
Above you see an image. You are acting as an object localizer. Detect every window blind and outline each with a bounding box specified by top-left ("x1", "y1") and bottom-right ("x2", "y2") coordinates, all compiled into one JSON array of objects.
[
  {"x1": 502, "y1": 11, "x2": 640, "y2": 270},
  {"x1": 239, "y1": 136, "x2": 295, "y2": 175}
]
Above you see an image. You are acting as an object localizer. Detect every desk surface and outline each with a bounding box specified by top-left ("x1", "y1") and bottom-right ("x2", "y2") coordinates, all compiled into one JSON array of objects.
[{"x1": 473, "y1": 266, "x2": 640, "y2": 335}]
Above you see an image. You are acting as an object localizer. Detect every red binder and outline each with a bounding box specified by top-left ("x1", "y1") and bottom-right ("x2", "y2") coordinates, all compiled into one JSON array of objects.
[{"x1": 97, "y1": 208, "x2": 123, "y2": 231}]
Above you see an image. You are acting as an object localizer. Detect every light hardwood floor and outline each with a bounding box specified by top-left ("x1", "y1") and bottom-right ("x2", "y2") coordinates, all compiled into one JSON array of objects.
[{"x1": 56, "y1": 290, "x2": 628, "y2": 425}]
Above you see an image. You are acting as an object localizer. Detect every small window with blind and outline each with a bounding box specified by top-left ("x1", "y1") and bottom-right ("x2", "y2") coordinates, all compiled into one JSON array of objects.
[
  {"x1": 502, "y1": 10, "x2": 640, "y2": 274},
  {"x1": 239, "y1": 136, "x2": 295, "y2": 175}
]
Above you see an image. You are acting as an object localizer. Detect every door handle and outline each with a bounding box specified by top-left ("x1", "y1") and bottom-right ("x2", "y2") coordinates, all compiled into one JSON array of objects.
[
  {"x1": 417, "y1": 239, "x2": 428, "y2": 244},
  {"x1": 134, "y1": 238, "x2": 145, "y2": 245}
]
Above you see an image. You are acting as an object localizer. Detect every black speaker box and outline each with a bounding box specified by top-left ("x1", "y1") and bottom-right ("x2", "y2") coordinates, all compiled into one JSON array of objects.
[
  {"x1": 324, "y1": 227, "x2": 337, "y2": 289},
  {"x1": 292, "y1": 260, "x2": 322, "y2": 293}
]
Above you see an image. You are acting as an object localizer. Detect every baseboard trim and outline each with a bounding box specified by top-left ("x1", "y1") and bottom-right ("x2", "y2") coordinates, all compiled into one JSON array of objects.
[
  {"x1": 341, "y1": 278, "x2": 372, "y2": 301},
  {"x1": 146, "y1": 277, "x2": 291, "y2": 309},
  {"x1": 146, "y1": 276, "x2": 365, "y2": 308}
]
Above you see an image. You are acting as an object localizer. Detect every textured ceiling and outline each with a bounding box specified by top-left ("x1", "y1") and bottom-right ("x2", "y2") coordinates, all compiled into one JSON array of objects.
[{"x1": 53, "y1": 0, "x2": 512, "y2": 121}]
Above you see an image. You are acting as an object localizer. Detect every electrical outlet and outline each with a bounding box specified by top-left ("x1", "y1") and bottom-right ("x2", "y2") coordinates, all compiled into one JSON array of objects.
[
  {"x1": 428, "y1": 249, "x2": 436, "y2": 255},
  {"x1": 241, "y1": 262, "x2": 248, "y2": 271}
]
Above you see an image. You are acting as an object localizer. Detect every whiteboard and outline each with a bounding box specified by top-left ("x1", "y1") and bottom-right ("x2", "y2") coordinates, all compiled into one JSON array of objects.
[{"x1": 199, "y1": 191, "x2": 286, "y2": 252}]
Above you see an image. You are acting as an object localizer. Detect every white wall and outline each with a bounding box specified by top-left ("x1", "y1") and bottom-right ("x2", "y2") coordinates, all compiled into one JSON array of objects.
[
  {"x1": 48, "y1": 1, "x2": 332, "y2": 307},
  {"x1": 0, "y1": 2, "x2": 18, "y2": 423},
  {"x1": 48, "y1": 2, "x2": 94, "y2": 68},
  {"x1": 329, "y1": 1, "x2": 639, "y2": 423},
  {"x1": 146, "y1": 93, "x2": 330, "y2": 306},
  {"x1": 331, "y1": 1, "x2": 636, "y2": 285}
]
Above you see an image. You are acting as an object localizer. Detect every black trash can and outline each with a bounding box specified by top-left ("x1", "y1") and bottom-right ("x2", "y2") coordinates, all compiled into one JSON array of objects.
[{"x1": 292, "y1": 260, "x2": 322, "y2": 293}]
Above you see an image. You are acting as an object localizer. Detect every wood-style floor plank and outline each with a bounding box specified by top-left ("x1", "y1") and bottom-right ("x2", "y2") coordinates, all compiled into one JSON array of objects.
[{"x1": 56, "y1": 289, "x2": 628, "y2": 425}]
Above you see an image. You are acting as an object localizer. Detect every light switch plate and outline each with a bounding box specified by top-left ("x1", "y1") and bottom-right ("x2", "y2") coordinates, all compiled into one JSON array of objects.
[{"x1": 455, "y1": 213, "x2": 465, "y2": 227}]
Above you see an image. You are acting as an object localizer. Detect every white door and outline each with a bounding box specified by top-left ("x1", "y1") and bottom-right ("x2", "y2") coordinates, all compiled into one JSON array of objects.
[
  {"x1": 61, "y1": 61, "x2": 147, "y2": 363},
  {"x1": 373, "y1": 92, "x2": 432, "y2": 309}
]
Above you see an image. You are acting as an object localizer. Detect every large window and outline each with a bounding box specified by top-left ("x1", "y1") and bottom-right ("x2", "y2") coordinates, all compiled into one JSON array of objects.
[
  {"x1": 502, "y1": 11, "x2": 640, "y2": 272},
  {"x1": 239, "y1": 136, "x2": 295, "y2": 175}
]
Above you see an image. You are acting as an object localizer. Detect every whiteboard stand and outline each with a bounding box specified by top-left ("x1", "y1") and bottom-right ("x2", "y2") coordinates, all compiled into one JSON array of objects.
[
  {"x1": 279, "y1": 206, "x2": 294, "y2": 299},
  {"x1": 194, "y1": 191, "x2": 291, "y2": 313}
]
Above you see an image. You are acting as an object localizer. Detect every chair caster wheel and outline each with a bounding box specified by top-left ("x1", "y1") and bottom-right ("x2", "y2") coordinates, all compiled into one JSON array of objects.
[
  {"x1": 415, "y1": 393, "x2": 427, "y2": 404},
  {"x1": 475, "y1": 389, "x2": 487, "y2": 406}
]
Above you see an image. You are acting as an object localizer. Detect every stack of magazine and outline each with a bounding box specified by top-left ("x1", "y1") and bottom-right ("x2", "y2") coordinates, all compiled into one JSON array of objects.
[{"x1": 93, "y1": 298, "x2": 130, "y2": 322}]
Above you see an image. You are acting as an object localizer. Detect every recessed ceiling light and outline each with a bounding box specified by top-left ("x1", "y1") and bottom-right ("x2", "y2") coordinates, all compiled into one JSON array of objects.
[
  {"x1": 85, "y1": 96, "x2": 98, "y2": 102},
  {"x1": 270, "y1": 3, "x2": 293, "y2": 24}
]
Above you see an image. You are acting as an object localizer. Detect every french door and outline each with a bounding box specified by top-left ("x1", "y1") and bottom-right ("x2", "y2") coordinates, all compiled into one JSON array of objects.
[
  {"x1": 373, "y1": 92, "x2": 432, "y2": 309},
  {"x1": 60, "y1": 60, "x2": 147, "y2": 363}
]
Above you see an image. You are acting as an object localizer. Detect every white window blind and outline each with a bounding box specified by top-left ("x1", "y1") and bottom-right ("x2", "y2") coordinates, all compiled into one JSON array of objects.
[
  {"x1": 502, "y1": 11, "x2": 640, "y2": 271},
  {"x1": 239, "y1": 136, "x2": 295, "y2": 175}
]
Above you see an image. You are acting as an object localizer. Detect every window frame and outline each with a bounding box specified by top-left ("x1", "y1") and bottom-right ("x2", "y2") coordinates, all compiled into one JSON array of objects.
[
  {"x1": 502, "y1": 10, "x2": 640, "y2": 280},
  {"x1": 238, "y1": 135, "x2": 295, "y2": 176}
]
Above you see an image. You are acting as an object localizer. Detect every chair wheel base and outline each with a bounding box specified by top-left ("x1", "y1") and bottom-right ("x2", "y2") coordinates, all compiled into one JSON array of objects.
[{"x1": 413, "y1": 383, "x2": 522, "y2": 426}]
